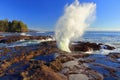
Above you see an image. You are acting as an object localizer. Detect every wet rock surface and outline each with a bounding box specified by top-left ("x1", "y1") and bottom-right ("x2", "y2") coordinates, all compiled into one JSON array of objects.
[
  {"x1": 0, "y1": 36, "x2": 4, "y2": 39},
  {"x1": 70, "y1": 42, "x2": 115, "y2": 52},
  {"x1": 0, "y1": 37, "x2": 119, "y2": 80},
  {"x1": 0, "y1": 35, "x2": 52, "y2": 43}
]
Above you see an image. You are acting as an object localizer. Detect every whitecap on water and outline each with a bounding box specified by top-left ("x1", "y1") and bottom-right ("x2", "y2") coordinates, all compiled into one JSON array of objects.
[
  {"x1": 8, "y1": 40, "x2": 41, "y2": 47},
  {"x1": 117, "y1": 58, "x2": 120, "y2": 61},
  {"x1": 0, "y1": 38, "x2": 54, "y2": 47},
  {"x1": 7, "y1": 38, "x2": 54, "y2": 47},
  {"x1": 20, "y1": 33, "x2": 31, "y2": 36}
]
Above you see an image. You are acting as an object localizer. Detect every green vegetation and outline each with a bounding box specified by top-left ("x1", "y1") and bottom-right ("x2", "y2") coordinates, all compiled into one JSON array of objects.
[{"x1": 0, "y1": 19, "x2": 28, "y2": 32}]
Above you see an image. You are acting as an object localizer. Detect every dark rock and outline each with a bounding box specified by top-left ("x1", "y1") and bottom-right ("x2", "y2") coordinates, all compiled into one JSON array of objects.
[
  {"x1": 0, "y1": 36, "x2": 118, "y2": 80},
  {"x1": 0, "y1": 39, "x2": 7, "y2": 43},
  {"x1": 0, "y1": 36, "x2": 4, "y2": 40},
  {"x1": 50, "y1": 58, "x2": 63, "y2": 72},
  {"x1": 70, "y1": 41, "x2": 115, "y2": 52},
  {"x1": 104, "y1": 45, "x2": 115, "y2": 50},
  {"x1": 0, "y1": 35, "x2": 53, "y2": 43},
  {"x1": 21, "y1": 61, "x2": 66, "y2": 80},
  {"x1": 108, "y1": 52, "x2": 120, "y2": 59},
  {"x1": 70, "y1": 42, "x2": 100, "y2": 52}
]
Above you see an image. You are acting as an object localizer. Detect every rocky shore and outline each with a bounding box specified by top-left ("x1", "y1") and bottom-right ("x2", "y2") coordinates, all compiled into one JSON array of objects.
[{"x1": 0, "y1": 36, "x2": 120, "y2": 80}]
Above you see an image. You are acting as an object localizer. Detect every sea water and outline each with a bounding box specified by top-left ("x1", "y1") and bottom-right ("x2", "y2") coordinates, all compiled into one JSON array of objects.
[
  {"x1": 1, "y1": 31, "x2": 120, "y2": 50},
  {"x1": 82, "y1": 31, "x2": 120, "y2": 47}
]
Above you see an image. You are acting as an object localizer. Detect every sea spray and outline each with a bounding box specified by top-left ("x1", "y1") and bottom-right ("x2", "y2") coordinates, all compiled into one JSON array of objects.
[{"x1": 55, "y1": 0, "x2": 96, "y2": 52}]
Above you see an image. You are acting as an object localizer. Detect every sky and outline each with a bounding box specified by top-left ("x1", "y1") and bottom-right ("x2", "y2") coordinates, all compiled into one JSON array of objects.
[{"x1": 0, "y1": 0, "x2": 120, "y2": 31}]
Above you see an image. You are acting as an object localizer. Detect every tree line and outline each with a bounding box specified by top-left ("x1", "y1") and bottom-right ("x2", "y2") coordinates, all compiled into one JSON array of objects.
[{"x1": 0, "y1": 19, "x2": 28, "y2": 32}]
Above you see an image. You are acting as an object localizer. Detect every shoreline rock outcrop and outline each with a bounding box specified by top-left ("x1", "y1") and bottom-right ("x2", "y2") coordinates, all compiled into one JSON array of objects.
[
  {"x1": 70, "y1": 41, "x2": 115, "y2": 52},
  {"x1": 0, "y1": 36, "x2": 119, "y2": 80}
]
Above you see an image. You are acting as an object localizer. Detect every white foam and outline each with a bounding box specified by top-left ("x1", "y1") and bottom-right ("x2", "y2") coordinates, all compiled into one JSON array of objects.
[
  {"x1": 55, "y1": 0, "x2": 96, "y2": 52},
  {"x1": 20, "y1": 33, "x2": 31, "y2": 36},
  {"x1": 91, "y1": 48, "x2": 120, "y2": 55},
  {"x1": 100, "y1": 45, "x2": 107, "y2": 49},
  {"x1": 8, "y1": 40, "x2": 40, "y2": 47},
  {"x1": 0, "y1": 38, "x2": 54, "y2": 47},
  {"x1": 36, "y1": 31, "x2": 45, "y2": 33},
  {"x1": 117, "y1": 58, "x2": 120, "y2": 61},
  {"x1": 85, "y1": 50, "x2": 93, "y2": 54},
  {"x1": 10, "y1": 38, "x2": 54, "y2": 47}
]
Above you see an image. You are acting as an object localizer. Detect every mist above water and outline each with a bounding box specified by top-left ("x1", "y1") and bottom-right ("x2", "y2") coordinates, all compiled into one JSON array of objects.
[{"x1": 55, "y1": 0, "x2": 96, "y2": 52}]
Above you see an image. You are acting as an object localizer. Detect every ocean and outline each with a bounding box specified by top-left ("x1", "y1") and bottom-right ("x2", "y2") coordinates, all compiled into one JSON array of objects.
[
  {"x1": 0, "y1": 31, "x2": 120, "y2": 54},
  {"x1": 83, "y1": 31, "x2": 120, "y2": 47}
]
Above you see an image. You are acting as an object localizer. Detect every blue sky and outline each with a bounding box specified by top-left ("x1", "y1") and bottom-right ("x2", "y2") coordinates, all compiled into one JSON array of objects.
[{"x1": 0, "y1": 0, "x2": 120, "y2": 31}]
